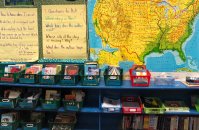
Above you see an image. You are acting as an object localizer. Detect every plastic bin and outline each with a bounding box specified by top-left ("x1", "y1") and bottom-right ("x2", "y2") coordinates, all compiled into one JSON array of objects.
[
  {"x1": 0, "y1": 122, "x2": 18, "y2": 130},
  {"x1": 163, "y1": 100, "x2": 190, "y2": 112},
  {"x1": 102, "y1": 107, "x2": 121, "y2": 113},
  {"x1": 39, "y1": 75, "x2": 60, "y2": 85},
  {"x1": 18, "y1": 98, "x2": 38, "y2": 109},
  {"x1": 195, "y1": 98, "x2": 199, "y2": 112},
  {"x1": 80, "y1": 70, "x2": 100, "y2": 86},
  {"x1": 195, "y1": 104, "x2": 199, "y2": 112},
  {"x1": 129, "y1": 65, "x2": 151, "y2": 87},
  {"x1": 101, "y1": 97, "x2": 121, "y2": 113},
  {"x1": 60, "y1": 75, "x2": 79, "y2": 86},
  {"x1": 40, "y1": 99, "x2": 60, "y2": 110},
  {"x1": 0, "y1": 98, "x2": 18, "y2": 109},
  {"x1": 19, "y1": 73, "x2": 40, "y2": 84},
  {"x1": 142, "y1": 97, "x2": 165, "y2": 114},
  {"x1": 21, "y1": 122, "x2": 41, "y2": 130},
  {"x1": 104, "y1": 69, "x2": 123, "y2": 86},
  {"x1": 122, "y1": 97, "x2": 143, "y2": 114},
  {"x1": 154, "y1": 76, "x2": 175, "y2": 86},
  {"x1": 0, "y1": 70, "x2": 24, "y2": 83},
  {"x1": 63, "y1": 99, "x2": 83, "y2": 111}
]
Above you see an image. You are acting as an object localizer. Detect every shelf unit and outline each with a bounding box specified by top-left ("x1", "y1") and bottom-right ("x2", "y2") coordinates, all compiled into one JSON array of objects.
[{"x1": 0, "y1": 80, "x2": 199, "y2": 130}]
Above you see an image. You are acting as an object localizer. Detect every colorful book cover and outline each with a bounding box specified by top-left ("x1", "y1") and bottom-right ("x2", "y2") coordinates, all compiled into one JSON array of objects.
[{"x1": 64, "y1": 65, "x2": 79, "y2": 75}]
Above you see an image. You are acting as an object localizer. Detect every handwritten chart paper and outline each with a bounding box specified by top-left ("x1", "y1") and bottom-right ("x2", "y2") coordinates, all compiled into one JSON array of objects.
[
  {"x1": 42, "y1": 5, "x2": 87, "y2": 59},
  {"x1": 0, "y1": 8, "x2": 39, "y2": 62}
]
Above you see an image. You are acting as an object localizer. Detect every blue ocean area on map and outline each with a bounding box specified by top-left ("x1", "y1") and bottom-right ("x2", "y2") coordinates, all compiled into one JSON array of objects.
[{"x1": 88, "y1": 0, "x2": 199, "y2": 72}]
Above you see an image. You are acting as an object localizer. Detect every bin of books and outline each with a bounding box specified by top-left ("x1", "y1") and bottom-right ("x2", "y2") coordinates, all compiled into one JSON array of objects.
[
  {"x1": 196, "y1": 105, "x2": 199, "y2": 112},
  {"x1": 19, "y1": 64, "x2": 42, "y2": 84},
  {"x1": 163, "y1": 100, "x2": 190, "y2": 112},
  {"x1": 0, "y1": 98, "x2": 18, "y2": 109},
  {"x1": 60, "y1": 64, "x2": 80, "y2": 86},
  {"x1": 63, "y1": 90, "x2": 85, "y2": 111},
  {"x1": 40, "y1": 99, "x2": 60, "y2": 110},
  {"x1": 0, "y1": 122, "x2": 18, "y2": 130},
  {"x1": 142, "y1": 97, "x2": 165, "y2": 114},
  {"x1": 101, "y1": 97, "x2": 121, "y2": 113},
  {"x1": 18, "y1": 99, "x2": 38, "y2": 109},
  {"x1": 39, "y1": 64, "x2": 61, "y2": 85},
  {"x1": 0, "y1": 89, "x2": 22, "y2": 109},
  {"x1": 21, "y1": 122, "x2": 41, "y2": 130},
  {"x1": 0, "y1": 112, "x2": 19, "y2": 130},
  {"x1": 81, "y1": 61, "x2": 100, "y2": 86},
  {"x1": 21, "y1": 112, "x2": 44, "y2": 130},
  {"x1": 48, "y1": 113, "x2": 76, "y2": 130},
  {"x1": 129, "y1": 65, "x2": 151, "y2": 87},
  {"x1": 40, "y1": 90, "x2": 61, "y2": 110},
  {"x1": 122, "y1": 96, "x2": 143, "y2": 114},
  {"x1": 0, "y1": 64, "x2": 26, "y2": 83},
  {"x1": 18, "y1": 89, "x2": 41, "y2": 109},
  {"x1": 104, "y1": 66, "x2": 123, "y2": 86}
]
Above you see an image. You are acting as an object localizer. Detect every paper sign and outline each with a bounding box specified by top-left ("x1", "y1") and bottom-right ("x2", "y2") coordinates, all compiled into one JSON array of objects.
[
  {"x1": 42, "y1": 5, "x2": 87, "y2": 59},
  {"x1": 0, "y1": 8, "x2": 39, "y2": 62}
]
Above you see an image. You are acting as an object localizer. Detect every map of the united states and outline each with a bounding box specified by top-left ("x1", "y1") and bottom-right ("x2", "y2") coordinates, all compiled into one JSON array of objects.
[{"x1": 89, "y1": 0, "x2": 199, "y2": 72}]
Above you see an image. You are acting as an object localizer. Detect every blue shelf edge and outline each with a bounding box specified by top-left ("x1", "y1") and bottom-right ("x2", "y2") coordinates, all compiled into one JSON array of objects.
[
  {"x1": 0, "y1": 81, "x2": 198, "y2": 90},
  {"x1": 1, "y1": 107, "x2": 199, "y2": 115},
  {"x1": 17, "y1": 128, "x2": 93, "y2": 130}
]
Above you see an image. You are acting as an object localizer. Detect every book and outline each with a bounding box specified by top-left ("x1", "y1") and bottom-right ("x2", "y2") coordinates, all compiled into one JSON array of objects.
[
  {"x1": 108, "y1": 66, "x2": 120, "y2": 75},
  {"x1": 142, "y1": 97, "x2": 161, "y2": 108},
  {"x1": 170, "y1": 116, "x2": 178, "y2": 130},
  {"x1": 149, "y1": 115, "x2": 158, "y2": 130},
  {"x1": 143, "y1": 115, "x2": 149, "y2": 129},
  {"x1": 63, "y1": 65, "x2": 79, "y2": 80},
  {"x1": 84, "y1": 61, "x2": 99, "y2": 76},
  {"x1": 1, "y1": 112, "x2": 18, "y2": 123},
  {"x1": 45, "y1": 90, "x2": 60, "y2": 100},
  {"x1": 184, "y1": 117, "x2": 189, "y2": 130}
]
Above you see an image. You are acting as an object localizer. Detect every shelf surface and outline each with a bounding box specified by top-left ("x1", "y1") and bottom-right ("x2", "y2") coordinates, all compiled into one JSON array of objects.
[
  {"x1": 0, "y1": 80, "x2": 198, "y2": 90},
  {"x1": 1, "y1": 107, "x2": 199, "y2": 115}
]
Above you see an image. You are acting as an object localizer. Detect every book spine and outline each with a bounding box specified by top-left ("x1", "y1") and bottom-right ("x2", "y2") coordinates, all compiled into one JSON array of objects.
[
  {"x1": 184, "y1": 117, "x2": 189, "y2": 130},
  {"x1": 189, "y1": 117, "x2": 194, "y2": 130},
  {"x1": 144, "y1": 115, "x2": 149, "y2": 130}
]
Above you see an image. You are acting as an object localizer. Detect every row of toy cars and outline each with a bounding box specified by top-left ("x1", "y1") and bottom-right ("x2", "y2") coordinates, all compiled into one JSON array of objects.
[
  {"x1": 0, "y1": 62, "x2": 123, "y2": 86},
  {"x1": 101, "y1": 96, "x2": 191, "y2": 114},
  {"x1": 0, "y1": 88, "x2": 85, "y2": 111},
  {"x1": 0, "y1": 112, "x2": 76, "y2": 130}
]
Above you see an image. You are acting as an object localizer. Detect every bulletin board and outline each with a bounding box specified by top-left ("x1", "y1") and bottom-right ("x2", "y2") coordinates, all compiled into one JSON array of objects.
[{"x1": 0, "y1": 0, "x2": 88, "y2": 63}]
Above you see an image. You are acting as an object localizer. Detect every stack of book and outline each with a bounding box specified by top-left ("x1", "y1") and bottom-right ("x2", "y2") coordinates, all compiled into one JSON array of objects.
[{"x1": 50, "y1": 113, "x2": 76, "y2": 130}]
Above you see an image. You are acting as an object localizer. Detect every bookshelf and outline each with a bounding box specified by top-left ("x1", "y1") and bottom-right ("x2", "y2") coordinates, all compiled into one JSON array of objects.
[{"x1": 0, "y1": 80, "x2": 199, "y2": 130}]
